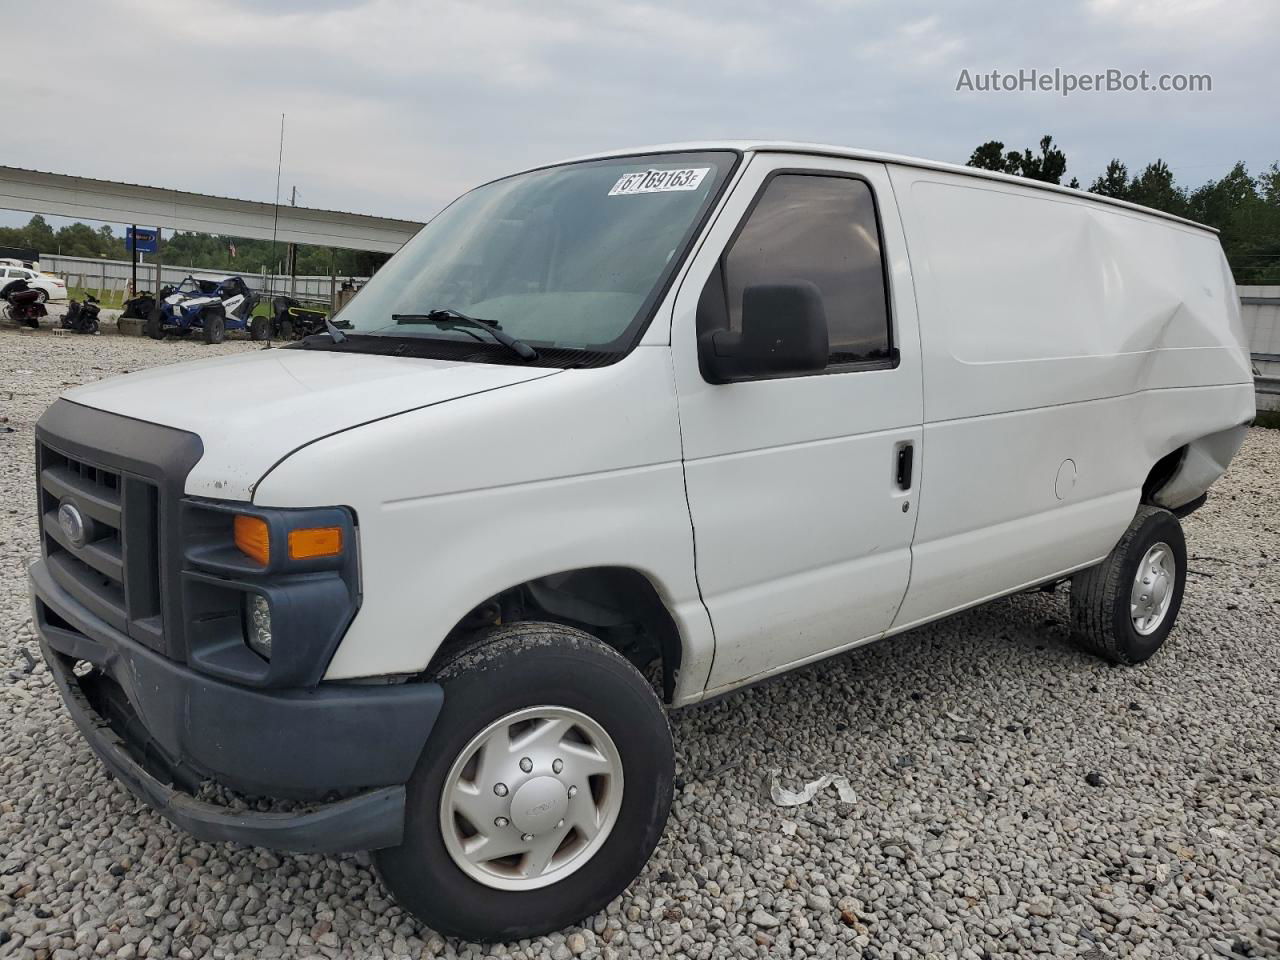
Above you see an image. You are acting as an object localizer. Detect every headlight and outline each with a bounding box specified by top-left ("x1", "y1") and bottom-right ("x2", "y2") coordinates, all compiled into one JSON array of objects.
[{"x1": 245, "y1": 594, "x2": 273, "y2": 660}]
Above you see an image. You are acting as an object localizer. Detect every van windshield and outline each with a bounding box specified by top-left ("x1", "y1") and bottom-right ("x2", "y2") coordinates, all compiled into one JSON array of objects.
[{"x1": 334, "y1": 151, "x2": 736, "y2": 359}]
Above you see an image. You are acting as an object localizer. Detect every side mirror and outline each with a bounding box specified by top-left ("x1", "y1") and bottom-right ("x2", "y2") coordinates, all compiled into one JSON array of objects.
[{"x1": 699, "y1": 281, "x2": 829, "y2": 383}]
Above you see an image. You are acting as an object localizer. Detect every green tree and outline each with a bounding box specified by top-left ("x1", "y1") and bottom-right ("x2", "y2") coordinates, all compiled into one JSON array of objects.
[
  {"x1": 967, "y1": 135, "x2": 1068, "y2": 184},
  {"x1": 53, "y1": 222, "x2": 108, "y2": 258},
  {"x1": 1126, "y1": 160, "x2": 1188, "y2": 216},
  {"x1": 1259, "y1": 163, "x2": 1280, "y2": 205},
  {"x1": 26, "y1": 215, "x2": 56, "y2": 251},
  {"x1": 1089, "y1": 160, "x2": 1131, "y2": 199},
  {"x1": 1013, "y1": 135, "x2": 1068, "y2": 184},
  {"x1": 1187, "y1": 163, "x2": 1280, "y2": 282},
  {"x1": 967, "y1": 140, "x2": 1011, "y2": 172}
]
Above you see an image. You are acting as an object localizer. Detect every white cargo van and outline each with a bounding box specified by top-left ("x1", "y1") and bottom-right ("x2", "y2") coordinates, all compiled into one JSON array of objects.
[{"x1": 31, "y1": 143, "x2": 1254, "y2": 941}]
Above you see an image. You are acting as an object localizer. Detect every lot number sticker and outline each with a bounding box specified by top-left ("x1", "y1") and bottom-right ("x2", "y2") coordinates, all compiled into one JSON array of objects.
[{"x1": 609, "y1": 167, "x2": 710, "y2": 196}]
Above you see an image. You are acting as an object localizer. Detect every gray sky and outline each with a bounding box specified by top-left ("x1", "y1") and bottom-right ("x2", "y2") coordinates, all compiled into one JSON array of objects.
[{"x1": 4, "y1": 0, "x2": 1277, "y2": 230}]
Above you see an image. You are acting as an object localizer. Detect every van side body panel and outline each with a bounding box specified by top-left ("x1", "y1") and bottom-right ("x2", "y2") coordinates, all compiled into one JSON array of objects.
[
  {"x1": 889, "y1": 165, "x2": 1254, "y2": 628},
  {"x1": 253, "y1": 346, "x2": 716, "y2": 696}
]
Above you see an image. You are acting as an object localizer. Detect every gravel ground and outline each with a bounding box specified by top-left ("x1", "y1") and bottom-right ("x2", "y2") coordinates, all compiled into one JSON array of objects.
[{"x1": 1, "y1": 325, "x2": 1278, "y2": 960}]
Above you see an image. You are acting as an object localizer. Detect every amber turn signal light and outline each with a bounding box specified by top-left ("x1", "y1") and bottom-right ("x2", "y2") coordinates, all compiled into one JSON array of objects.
[
  {"x1": 233, "y1": 515, "x2": 271, "y2": 565},
  {"x1": 288, "y1": 526, "x2": 343, "y2": 560}
]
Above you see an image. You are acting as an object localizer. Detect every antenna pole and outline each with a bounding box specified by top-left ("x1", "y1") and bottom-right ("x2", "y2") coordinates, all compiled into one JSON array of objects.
[{"x1": 270, "y1": 113, "x2": 285, "y2": 299}]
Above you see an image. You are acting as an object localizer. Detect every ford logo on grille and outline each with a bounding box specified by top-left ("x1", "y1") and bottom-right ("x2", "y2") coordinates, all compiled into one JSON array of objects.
[{"x1": 57, "y1": 501, "x2": 87, "y2": 548}]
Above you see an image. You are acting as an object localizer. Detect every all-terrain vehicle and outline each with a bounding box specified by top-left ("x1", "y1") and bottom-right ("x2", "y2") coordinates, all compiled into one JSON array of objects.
[
  {"x1": 250, "y1": 295, "x2": 332, "y2": 341},
  {"x1": 121, "y1": 288, "x2": 165, "y2": 321},
  {"x1": 145, "y1": 275, "x2": 257, "y2": 344}
]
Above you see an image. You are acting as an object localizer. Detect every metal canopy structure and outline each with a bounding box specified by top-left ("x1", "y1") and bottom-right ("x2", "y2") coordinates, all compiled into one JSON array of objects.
[{"x1": 0, "y1": 165, "x2": 423, "y2": 253}]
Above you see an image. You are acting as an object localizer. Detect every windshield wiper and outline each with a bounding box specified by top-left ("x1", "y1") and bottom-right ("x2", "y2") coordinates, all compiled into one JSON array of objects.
[{"x1": 392, "y1": 309, "x2": 538, "y2": 361}]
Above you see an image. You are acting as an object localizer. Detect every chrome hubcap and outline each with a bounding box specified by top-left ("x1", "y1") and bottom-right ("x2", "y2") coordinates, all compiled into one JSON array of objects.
[
  {"x1": 1131, "y1": 541, "x2": 1175, "y2": 635},
  {"x1": 439, "y1": 706, "x2": 623, "y2": 891}
]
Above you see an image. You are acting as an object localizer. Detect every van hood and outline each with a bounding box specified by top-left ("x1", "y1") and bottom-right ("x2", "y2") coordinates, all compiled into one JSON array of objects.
[{"x1": 61, "y1": 347, "x2": 559, "y2": 501}]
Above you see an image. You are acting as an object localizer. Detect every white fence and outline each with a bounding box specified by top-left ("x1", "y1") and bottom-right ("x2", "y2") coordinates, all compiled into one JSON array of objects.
[
  {"x1": 36, "y1": 253, "x2": 369, "y2": 305},
  {"x1": 1239, "y1": 285, "x2": 1280, "y2": 412}
]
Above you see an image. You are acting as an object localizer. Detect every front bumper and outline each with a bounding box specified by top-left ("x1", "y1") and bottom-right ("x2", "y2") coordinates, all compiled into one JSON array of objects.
[{"x1": 31, "y1": 558, "x2": 443, "y2": 854}]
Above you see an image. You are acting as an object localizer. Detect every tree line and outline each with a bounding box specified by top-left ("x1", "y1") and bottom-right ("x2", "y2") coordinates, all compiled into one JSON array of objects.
[
  {"x1": 0, "y1": 215, "x2": 389, "y2": 277},
  {"x1": 967, "y1": 136, "x2": 1280, "y2": 282}
]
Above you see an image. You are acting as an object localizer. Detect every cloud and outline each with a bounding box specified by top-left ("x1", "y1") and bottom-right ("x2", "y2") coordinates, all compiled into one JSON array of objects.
[
  {"x1": 3, "y1": 0, "x2": 1277, "y2": 229},
  {"x1": 1085, "y1": 0, "x2": 1277, "y2": 46}
]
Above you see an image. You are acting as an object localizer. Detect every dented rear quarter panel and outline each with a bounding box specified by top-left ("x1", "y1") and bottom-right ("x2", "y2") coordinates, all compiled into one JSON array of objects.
[{"x1": 887, "y1": 165, "x2": 1254, "y2": 629}]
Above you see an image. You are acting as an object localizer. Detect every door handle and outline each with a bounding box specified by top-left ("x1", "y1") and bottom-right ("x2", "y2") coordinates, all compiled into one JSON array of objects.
[{"x1": 896, "y1": 443, "x2": 914, "y2": 490}]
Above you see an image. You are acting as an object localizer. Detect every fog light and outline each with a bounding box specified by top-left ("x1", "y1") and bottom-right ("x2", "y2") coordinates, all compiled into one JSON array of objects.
[{"x1": 245, "y1": 594, "x2": 273, "y2": 659}]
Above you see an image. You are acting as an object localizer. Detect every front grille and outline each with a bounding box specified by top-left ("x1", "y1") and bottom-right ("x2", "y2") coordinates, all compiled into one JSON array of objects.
[{"x1": 38, "y1": 443, "x2": 165, "y2": 652}]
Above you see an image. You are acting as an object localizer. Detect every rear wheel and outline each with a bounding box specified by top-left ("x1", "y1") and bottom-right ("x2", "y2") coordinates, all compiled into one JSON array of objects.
[
  {"x1": 33, "y1": 289, "x2": 48, "y2": 304},
  {"x1": 278, "y1": 318, "x2": 294, "y2": 341},
  {"x1": 250, "y1": 316, "x2": 269, "y2": 341},
  {"x1": 375, "y1": 622, "x2": 673, "y2": 942},
  {"x1": 202, "y1": 308, "x2": 226, "y2": 344},
  {"x1": 144, "y1": 312, "x2": 164, "y2": 340},
  {"x1": 1070, "y1": 506, "x2": 1187, "y2": 664}
]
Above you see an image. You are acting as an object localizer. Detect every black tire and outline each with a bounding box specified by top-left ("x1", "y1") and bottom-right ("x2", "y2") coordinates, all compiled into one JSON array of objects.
[
  {"x1": 375, "y1": 622, "x2": 674, "y2": 942},
  {"x1": 278, "y1": 318, "x2": 294, "y2": 341},
  {"x1": 1069, "y1": 505, "x2": 1187, "y2": 664},
  {"x1": 144, "y1": 313, "x2": 165, "y2": 340},
  {"x1": 202, "y1": 308, "x2": 226, "y2": 344},
  {"x1": 34, "y1": 289, "x2": 48, "y2": 304},
  {"x1": 250, "y1": 316, "x2": 269, "y2": 341}
]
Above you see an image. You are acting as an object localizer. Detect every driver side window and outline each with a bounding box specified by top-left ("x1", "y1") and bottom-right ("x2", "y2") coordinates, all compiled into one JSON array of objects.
[{"x1": 698, "y1": 172, "x2": 894, "y2": 373}]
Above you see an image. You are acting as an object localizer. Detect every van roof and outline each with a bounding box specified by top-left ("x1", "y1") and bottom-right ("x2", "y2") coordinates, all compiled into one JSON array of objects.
[{"x1": 554, "y1": 141, "x2": 1217, "y2": 234}]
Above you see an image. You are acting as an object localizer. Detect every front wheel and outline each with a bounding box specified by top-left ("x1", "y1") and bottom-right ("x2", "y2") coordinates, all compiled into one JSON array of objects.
[
  {"x1": 144, "y1": 313, "x2": 164, "y2": 340},
  {"x1": 202, "y1": 308, "x2": 226, "y2": 344},
  {"x1": 249, "y1": 316, "x2": 269, "y2": 341},
  {"x1": 1070, "y1": 505, "x2": 1187, "y2": 664},
  {"x1": 34, "y1": 289, "x2": 48, "y2": 304},
  {"x1": 375, "y1": 623, "x2": 673, "y2": 942}
]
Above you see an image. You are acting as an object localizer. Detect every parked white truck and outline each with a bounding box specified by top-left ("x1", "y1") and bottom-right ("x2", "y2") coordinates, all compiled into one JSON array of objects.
[{"x1": 31, "y1": 143, "x2": 1254, "y2": 940}]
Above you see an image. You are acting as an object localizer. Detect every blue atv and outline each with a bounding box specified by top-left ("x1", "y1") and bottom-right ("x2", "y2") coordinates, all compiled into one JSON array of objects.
[{"x1": 144, "y1": 275, "x2": 259, "y2": 344}]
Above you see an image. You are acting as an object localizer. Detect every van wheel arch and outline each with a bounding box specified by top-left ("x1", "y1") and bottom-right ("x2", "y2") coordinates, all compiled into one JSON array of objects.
[
  {"x1": 1141, "y1": 445, "x2": 1187, "y2": 505},
  {"x1": 429, "y1": 567, "x2": 684, "y2": 703},
  {"x1": 1141, "y1": 424, "x2": 1250, "y2": 514}
]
